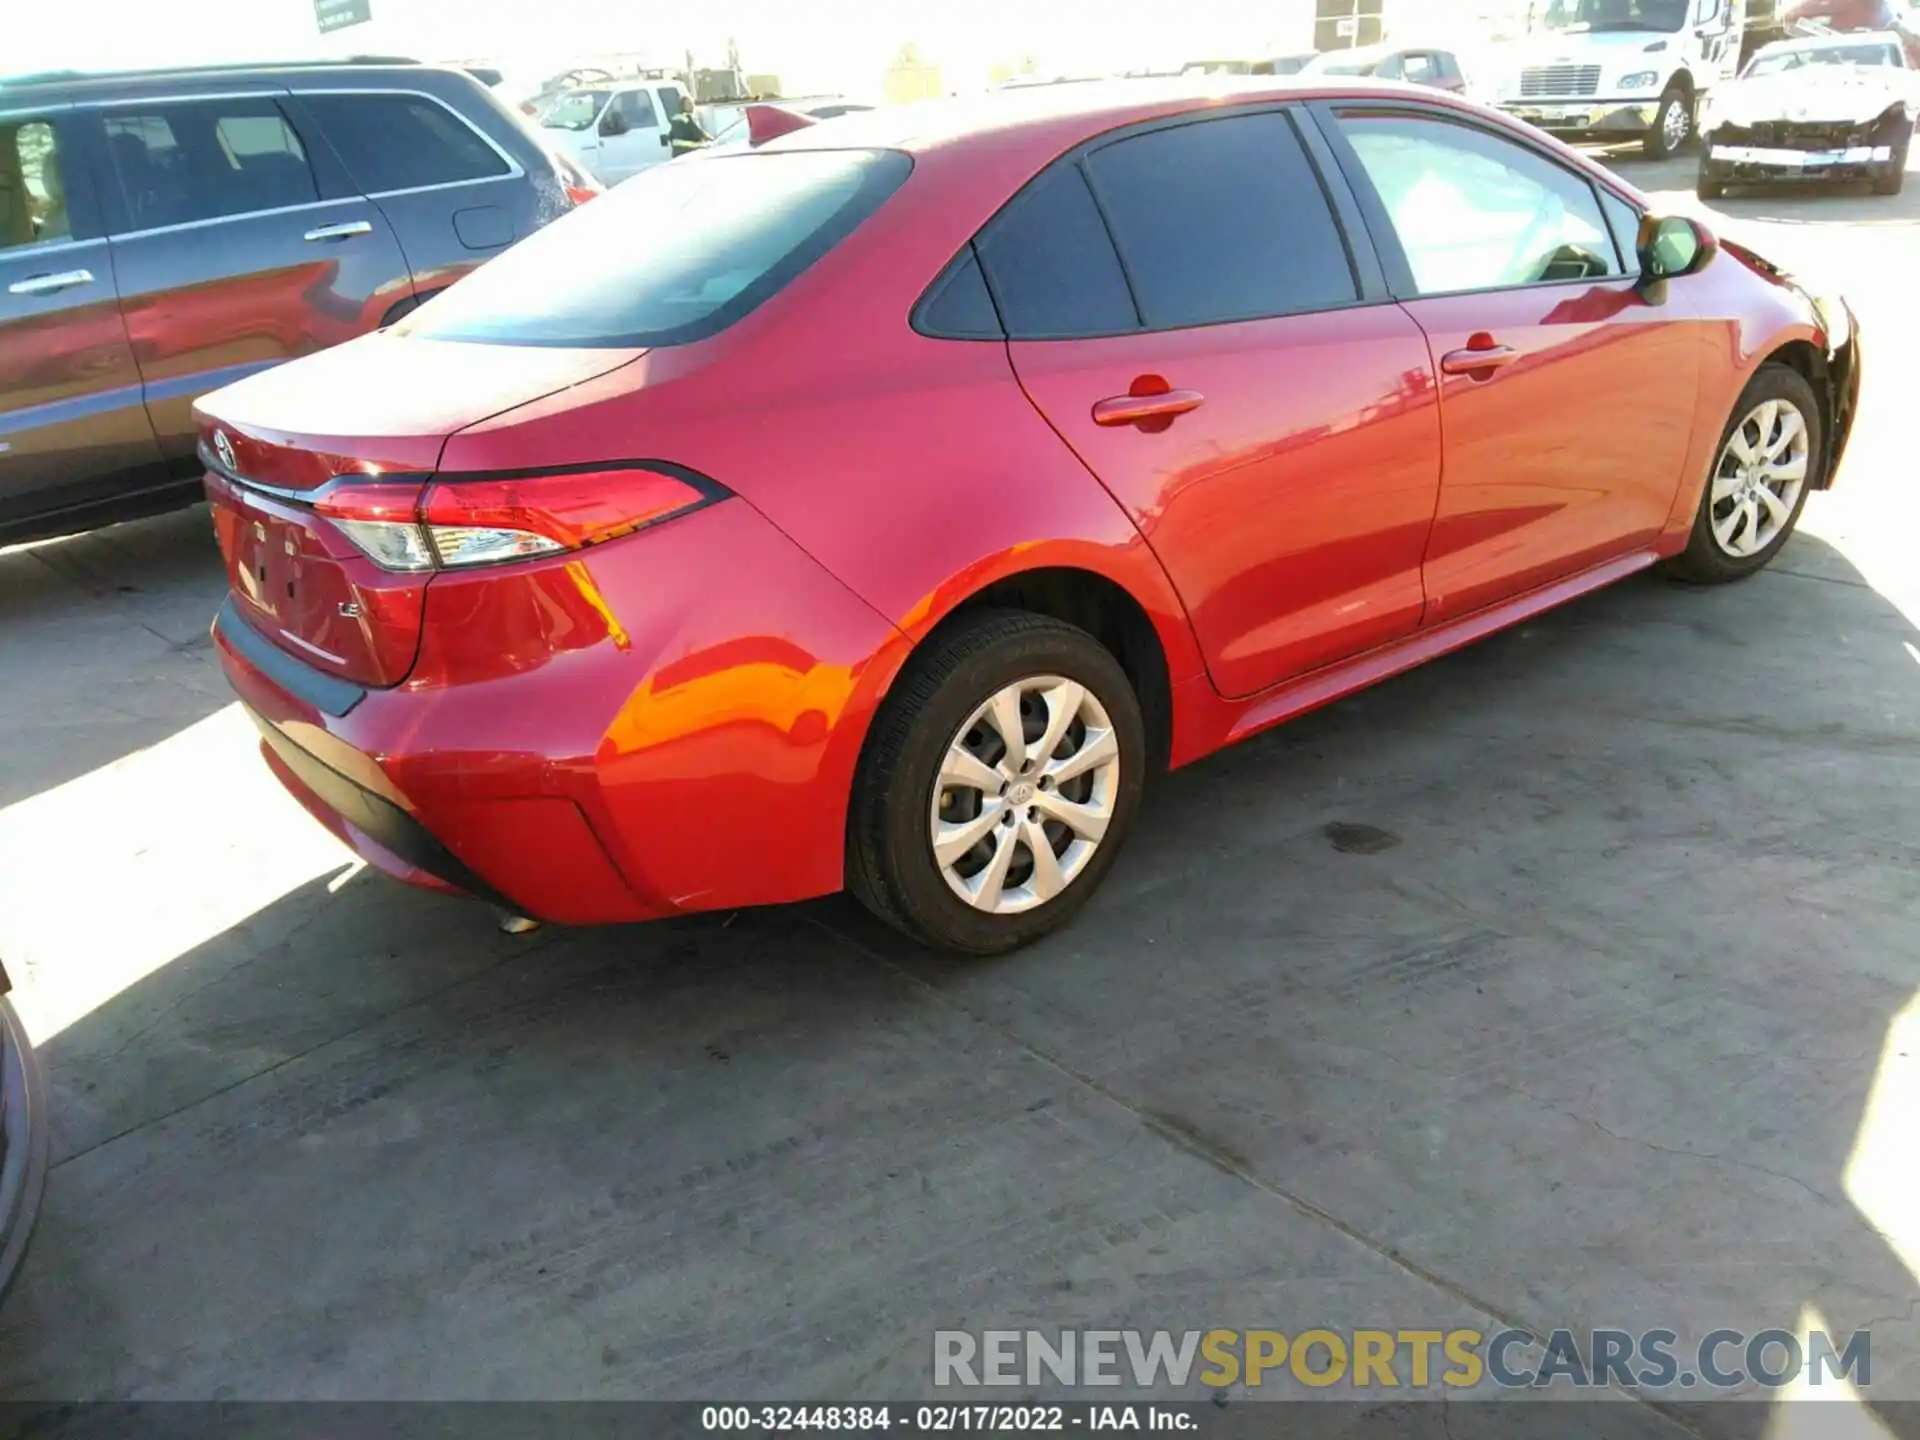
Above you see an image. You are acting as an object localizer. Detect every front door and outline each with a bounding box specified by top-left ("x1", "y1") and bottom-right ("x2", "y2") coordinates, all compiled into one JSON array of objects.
[
  {"x1": 1319, "y1": 103, "x2": 1702, "y2": 622},
  {"x1": 597, "y1": 88, "x2": 671, "y2": 182},
  {"x1": 97, "y1": 95, "x2": 414, "y2": 462},
  {"x1": 0, "y1": 110, "x2": 162, "y2": 531},
  {"x1": 985, "y1": 108, "x2": 1442, "y2": 700}
]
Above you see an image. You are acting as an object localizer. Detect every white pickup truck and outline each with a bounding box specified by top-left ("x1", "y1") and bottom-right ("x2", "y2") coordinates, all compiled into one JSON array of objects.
[
  {"x1": 1487, "y1": 0, "x2": 1746, "y2": 157},
  {"x1": 537, "y1": 79, "x2": 692, "y2": 185}
]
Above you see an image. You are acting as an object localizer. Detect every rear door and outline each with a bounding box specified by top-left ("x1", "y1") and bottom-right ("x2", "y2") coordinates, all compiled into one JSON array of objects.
[
  {"x1": 1317, "y1": 103, "x2": 1702, "y2": 623},
  {"x1": 98, "y1": 93, "x2": 413, "y2": 463},
  {"x1": 993, "y1": 107, "x2": 1442, "y2": 700},
  {"x1": 1, "y1": 108, "x2": 164, "y2": 529},
  {"x1": 291, "y1": 88, "x2": 528, "y2": 299}
]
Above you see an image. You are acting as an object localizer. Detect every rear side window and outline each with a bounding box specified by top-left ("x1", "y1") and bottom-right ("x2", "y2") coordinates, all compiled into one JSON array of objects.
[
  {"x1": 916, "y1": 247, "x2": 1002, "y2": 339},
  {"x1": 976, "y1": 163, "x2": 1137, "y2": 338},
  {"x1": 301, "y1": 92, "x2": 510, "y2": 194},
  {"x1": 1086, "y1": 112, "x2": 1358, "y2": 329},
  {"x1": 103, "y1": 100, "x2": 319, "y2": 231},
  {"x1": 403, "y1": 148, "x2": 911, "y2": 347}
]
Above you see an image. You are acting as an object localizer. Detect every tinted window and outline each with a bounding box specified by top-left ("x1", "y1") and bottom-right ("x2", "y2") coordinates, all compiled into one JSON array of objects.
[
  {"x1": 658, "y1": 85, "x2": 687, "y2": 116},
  {"x1": 977, "y1": 163, "x2": 1136, "y2": 338},
  {"x1": 917, "y1": 248, "x2": 1003, "y2": 339},
  {"x1": 1, "y1": 119, "x2": 70, "y2": 250},
  {"x1": 614, "y1": 89, "x2": 658, "y2": 128},
  {"x1": 404, "y1": 149, "x2": 910, "y2": 347},
  {"x1": 1086, "y1": 112, "x2": 1357, "y2": 329},
  {"x1": 104, "y1": 101, "x2": 318, "y2": 231},
  {"x1": 1338, "y1": 113, "x2": 1618, "y2": 294},
  {"x1": 302, "y1": 93, "x2": 509, "y2": 193}
]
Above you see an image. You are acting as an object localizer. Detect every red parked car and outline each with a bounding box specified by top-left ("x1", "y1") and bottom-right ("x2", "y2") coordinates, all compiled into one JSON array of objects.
[{"x1": 198, "y1": 80, "x2": 1860, "y2": 954}]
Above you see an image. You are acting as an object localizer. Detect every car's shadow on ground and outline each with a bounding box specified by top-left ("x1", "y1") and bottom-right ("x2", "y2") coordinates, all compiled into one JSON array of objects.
[{"x1": 2, "y1": 533, "x2": 1917, "y2": 1434}]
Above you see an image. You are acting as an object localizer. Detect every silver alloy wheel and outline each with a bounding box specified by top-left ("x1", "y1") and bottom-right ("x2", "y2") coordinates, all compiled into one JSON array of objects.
[
  {"x1": 1709, "y1": 396, "x2": 1810, "y2": 559},
  {"x1": 1662, "y1": 94, "x2": 1691, "y2": 151},
  {"x1": 930, "y1": 675, "x2": 1120, "y2": 915}
]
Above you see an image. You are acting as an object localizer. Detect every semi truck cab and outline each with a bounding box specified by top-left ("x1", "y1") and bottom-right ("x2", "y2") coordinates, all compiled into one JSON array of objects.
[{"x1": 1490, "y1": 0, "x2": 1746, "y2": 157}]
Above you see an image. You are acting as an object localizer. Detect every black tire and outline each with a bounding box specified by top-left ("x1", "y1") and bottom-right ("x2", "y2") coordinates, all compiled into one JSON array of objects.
[
  {"x1": 1666, "y1": 363, "x2": 1823, "y2": 584},
  {"x1": 847, "y1": 610, "x2": 1147, "y2": 956},
  {"x1": 1643, "y1": 87, "x2": 1693, "y2": 160},
  {"x1": 1872, "y1": 131, "x2": 1908, "y2": 195}
]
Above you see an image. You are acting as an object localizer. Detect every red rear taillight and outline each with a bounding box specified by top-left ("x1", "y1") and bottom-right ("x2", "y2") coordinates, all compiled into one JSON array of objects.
[
  {"x1": 317, "y1": 465, "x2": 721, "y2": 572},
  {"x1": 564, "y1": 183, "x2": 601, "y2": 206}
]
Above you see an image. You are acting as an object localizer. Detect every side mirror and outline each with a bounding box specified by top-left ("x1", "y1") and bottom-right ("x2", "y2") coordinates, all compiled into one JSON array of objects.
[
  {"x1": 598, "y1": 109, "x2": 629, "y2": 137},
  {"x1": 1637, "y1": 213, "x2": 1717, "y2": 287}
]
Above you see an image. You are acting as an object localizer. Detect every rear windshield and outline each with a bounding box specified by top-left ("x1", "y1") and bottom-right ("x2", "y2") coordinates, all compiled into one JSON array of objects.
[{"x1": 402, "y1": 148, "x2": 911, "y2": 348}]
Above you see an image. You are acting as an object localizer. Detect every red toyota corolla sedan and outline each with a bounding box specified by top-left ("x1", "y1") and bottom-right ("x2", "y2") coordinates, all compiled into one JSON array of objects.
[{"x1": 197, "y1": 80, "x2": 1860, "y2": 954}]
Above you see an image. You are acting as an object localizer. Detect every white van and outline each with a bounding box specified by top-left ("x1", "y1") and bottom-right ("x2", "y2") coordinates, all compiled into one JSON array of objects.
[{"x1": 538, "y1": 79, "x2": 689, "y2": 185}]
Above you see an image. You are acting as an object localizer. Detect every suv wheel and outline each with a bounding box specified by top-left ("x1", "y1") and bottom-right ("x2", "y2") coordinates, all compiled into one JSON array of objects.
[{"x1": 848, "y1": 611, "x2": 1146, "y2": 955}]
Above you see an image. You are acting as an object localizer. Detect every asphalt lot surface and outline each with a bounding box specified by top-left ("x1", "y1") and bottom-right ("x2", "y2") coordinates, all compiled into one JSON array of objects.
[{"x1": 2, "y1": 149, "x2": 1918, "y2": 1432}]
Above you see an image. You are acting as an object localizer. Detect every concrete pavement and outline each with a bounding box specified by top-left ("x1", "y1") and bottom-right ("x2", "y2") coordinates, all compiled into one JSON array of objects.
[{"x1": 0, "y1": 151, "x2": 1916, "y2": 1434}]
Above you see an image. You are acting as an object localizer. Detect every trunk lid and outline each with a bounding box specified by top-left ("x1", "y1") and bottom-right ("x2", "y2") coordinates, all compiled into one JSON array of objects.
[{"x1": 196, "y1": 332, "x2": 641, "y2": 688}]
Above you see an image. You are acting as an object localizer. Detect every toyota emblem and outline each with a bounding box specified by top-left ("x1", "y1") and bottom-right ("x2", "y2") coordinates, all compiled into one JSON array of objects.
[{"x1": 213, "y1": 429, "x2": 236, "y2": 472}]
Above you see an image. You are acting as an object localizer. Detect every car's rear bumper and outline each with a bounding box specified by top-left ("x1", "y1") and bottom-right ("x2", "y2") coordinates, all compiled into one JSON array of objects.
[
  {"x1": 208, "y1": 498, "x2": 907, "y2": 926},
  {"x1": 0, "y1": 965, "x2": 48, "y2": 1308}
]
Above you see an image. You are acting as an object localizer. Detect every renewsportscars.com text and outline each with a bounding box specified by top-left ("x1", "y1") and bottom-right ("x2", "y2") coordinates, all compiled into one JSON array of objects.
[{"x1": 933, "y1": 1327, "x2": 1871, "y2": 1391}]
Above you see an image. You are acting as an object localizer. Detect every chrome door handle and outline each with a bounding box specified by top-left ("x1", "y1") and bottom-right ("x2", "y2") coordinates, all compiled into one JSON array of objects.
[
  {"x1": 8, "y1": 268, "x2": 94, "y2": 296},
  {"x1": 303, "y1": 220, "x2": 373, "y2": 242}
]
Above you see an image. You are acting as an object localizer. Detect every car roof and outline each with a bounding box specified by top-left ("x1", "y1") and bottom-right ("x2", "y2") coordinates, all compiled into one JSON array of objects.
[
  {"x1": 0, "y1": 58, "x2": 463, "y2": 107},
  {"x1": 754, "y1": 75, "x2": 1449, "y2": 156}
]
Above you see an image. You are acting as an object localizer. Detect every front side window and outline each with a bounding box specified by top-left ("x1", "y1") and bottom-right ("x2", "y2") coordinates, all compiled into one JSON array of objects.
[
  {"x1": 303, "y1": 93, "x2": 510, "y2": 193},
  {"x1": 103, "y1": 100, "x2": 319, "y2": 231},
  {"x1": 402, "y1": 148, "x2": 910, "y2": 347},
  {"x1": 541, "y1": 90, "x2": 608, "y2": 132},
  {"x1": 1086, "y1": 111, "x2": 1357, "y2": 329},
  {"x1": 1337, "y1": 112, "x2": 1618, "y2": 294},
  {"x1": 1, "y1": 119, "x2": 70, "y2": 250}
]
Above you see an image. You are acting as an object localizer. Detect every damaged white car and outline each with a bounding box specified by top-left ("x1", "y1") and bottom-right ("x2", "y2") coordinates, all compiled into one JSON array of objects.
[{"x1": 1698, "y1": 30, "x2": 1920, "y2": 196}]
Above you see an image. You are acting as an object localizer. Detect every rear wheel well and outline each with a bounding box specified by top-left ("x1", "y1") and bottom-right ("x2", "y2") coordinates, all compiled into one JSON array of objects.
[{"x1": 923, "y1": 568, "x2": 1173, "y2": 773}]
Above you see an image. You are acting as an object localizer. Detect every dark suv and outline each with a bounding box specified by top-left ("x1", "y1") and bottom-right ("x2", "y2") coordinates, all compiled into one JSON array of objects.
[{"x1": 0, "y1": 60, "x2": 578, "y2": 543}]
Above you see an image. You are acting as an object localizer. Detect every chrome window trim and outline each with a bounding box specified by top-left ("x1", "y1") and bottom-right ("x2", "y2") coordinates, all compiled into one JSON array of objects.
[
  {"x1": 85, "y1": 89, "x2": 291, "y2": 107},
  {"x1": 0, "y1": 235, "x2": 106, "y2": 262},
  {"x1": 0, "y1": 103, "x2": 76, "y2": 121}
]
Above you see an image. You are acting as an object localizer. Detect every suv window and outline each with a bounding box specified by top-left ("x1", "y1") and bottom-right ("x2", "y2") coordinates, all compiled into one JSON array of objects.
[
  {"x1": 1336, "y1": 112, "x2": 1619, "y2": 294},
  {"x1": 104, "y1": 100, "x2": 319, "y2": 231},
  {"x1": 1, "y1": 119, "x2": 71, "y2": 250},
  {"x1": 976, "y1": 163, "x2": 1137, "y2": 338},
  {"x1": 301, "y1": 92, "x2": 510, "y2": 194},
  {"x1": 1086, "y1": 112, "x2": 1358, "y2": 328},
  {"x1": 402, "y1": 148, "x2": 910, "y2": 347},
  {"x1": 614, "y1": 89, "x2": 658, "y2": 129}
]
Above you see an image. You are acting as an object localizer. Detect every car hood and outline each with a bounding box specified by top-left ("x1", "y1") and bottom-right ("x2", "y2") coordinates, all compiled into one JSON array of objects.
[{"x1": 1710, "y1": 68, "x2": 1914, "y2": 125}]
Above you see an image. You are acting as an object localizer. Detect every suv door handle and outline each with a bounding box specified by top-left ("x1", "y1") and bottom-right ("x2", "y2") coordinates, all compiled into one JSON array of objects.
[
  {"x1": 8, "y1": 268, "x2": 94, "y2": 296},
  {"x1": 1092, "y1": 389, "x2": 1205, "y2": 427},
  {"x1": 303, "y1": 220, "x2": 373, "y2": 242},
  {"x1": 1440, "y1": 341, "x2": 1520, "y2": 376}
]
